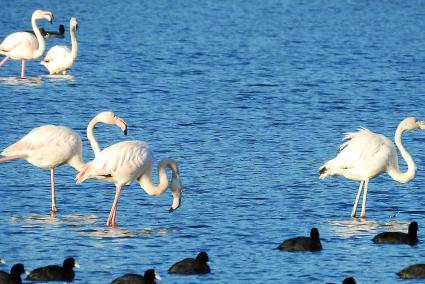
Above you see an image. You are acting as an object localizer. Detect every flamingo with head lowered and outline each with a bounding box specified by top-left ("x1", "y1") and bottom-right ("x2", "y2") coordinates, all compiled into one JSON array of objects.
[
  {"x1": 0, "y1": 111, "x2": 127, "y2": 214},
  {"x1": 75, "y1": 129, "x2": 184, "y2": 227},
  {"x1": 320, "y1": 117, "x2": 425, "y2": 218},
  {"x1": 41, "y1": 18, "x2": 78, "y2": 75},
  {"x1": 0, "y1": 10, "x2": 54, "y2": 78}
]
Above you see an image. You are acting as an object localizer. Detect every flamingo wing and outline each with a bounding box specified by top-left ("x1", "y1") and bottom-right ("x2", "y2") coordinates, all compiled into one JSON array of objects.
[
  {"x1": 320, "y1": 128, "x2": 396, "y2": 180},
  {"x1": 76, "y1": 140, "x2": 151, "y2": 185},
  {"x1": 43, "y1": 45, "x2": 70, "y2": 63}
]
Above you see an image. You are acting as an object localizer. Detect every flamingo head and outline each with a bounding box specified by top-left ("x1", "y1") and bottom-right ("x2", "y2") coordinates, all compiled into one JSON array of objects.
[
  {"x1": 169, "y1": 171, "x2": 183, "y2": 213},
  {"x1": 417, "y1": 119, "x2": 425, "y2": 130},
  {"x1": 96, "y1": 111, "x2": 128, "y2": 135},
  {"x1": 400, "y1": 117, "x2": 425, "y2": 132},
  {"x1": 32, "y1": 10, "x2": 54, "y2": 24},
  {"x1": 70, "y1": 17, "x2": 78, "y2": 31}
]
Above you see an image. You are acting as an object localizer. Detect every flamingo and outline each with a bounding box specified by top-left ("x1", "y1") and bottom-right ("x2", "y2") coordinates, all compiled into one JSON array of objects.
[
  {"x1": 0, "y1": 10, "x2": 54, "y2": 78},
  {"x1": 0, "y1": 111, "x2": 127, "y2": 213},
  {"x1": 319, "y1": 117, "x2": 425, "y2": 218},
  {"x1": 75, "y1": 137, "x2": 184, "y2": 227},
  {"x1": 41, "y1": 18, "x2": 78, "y2": 75}
]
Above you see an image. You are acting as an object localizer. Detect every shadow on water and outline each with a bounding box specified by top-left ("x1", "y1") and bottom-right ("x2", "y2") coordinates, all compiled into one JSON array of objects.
[
  {"x1": 76, "y1": 226, "x2": 179, "y2": 239},
  {"x1": 326, "y1": 219, "x2": 413, "y2": 238},
  {"x1": 41, "y1": 74, "x2": 75, "y2": 81},
  {"x1": 8, "y1": 213, "x2": 179, "y2": 238},
  {"x1": 0, "y1": 75, "x2": 74, "y2": 86},
  {"x1": 0, "y1": 76, "x2": 43, "y2": 86},
  {"x1": 10, "y1": 213, "x2": 100, "y2": 227}
]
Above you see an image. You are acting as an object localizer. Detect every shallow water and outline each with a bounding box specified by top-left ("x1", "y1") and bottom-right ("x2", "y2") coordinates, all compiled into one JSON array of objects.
[{"x1": 0, "y1": 1, "x2": 424, "y2": 283}]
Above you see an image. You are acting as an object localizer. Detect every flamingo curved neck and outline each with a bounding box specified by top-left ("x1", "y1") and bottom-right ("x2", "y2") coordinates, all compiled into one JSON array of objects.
[
  {"x1": 31, "y1": 16, "x2": 45, "y2": 59},
  {"x1": 67, "y1": 154, "x2": 85, "y2": 172},
  {"x1": 387, "y1": 126, "x2": 416, "y2": 183},
  {"x1": 70, "y1": 27, "x2": 78, "y2": 62},
  {"x1": 139, "y1": 159, "x2": 177, "y2": 196},
  {"x1": 87, "y1": 118, "x2": 101, "y2": 156}
]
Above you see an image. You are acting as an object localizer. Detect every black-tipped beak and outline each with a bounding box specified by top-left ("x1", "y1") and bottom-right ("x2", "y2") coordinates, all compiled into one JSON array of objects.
[
  {"x1": 168, "y1": 197, "x2": 181, "y2": 213},
  {"x1": 115, "y1": 117, "x2": 128, "y2": 136},
  {"x1": 50, "y1": 14, "x2": 54, "y2": 24}
]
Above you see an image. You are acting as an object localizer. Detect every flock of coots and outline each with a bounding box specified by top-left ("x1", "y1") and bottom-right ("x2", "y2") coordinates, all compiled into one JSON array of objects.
[
  {"x1": 276, "y1": 222, "x2": 423, "y2": 282},
  {"x1": 1, "y1": 221, "x2": 422, "y2": 283},
  {"x1": 0, "y1": 252, "x2": 210, "y2": 284}
]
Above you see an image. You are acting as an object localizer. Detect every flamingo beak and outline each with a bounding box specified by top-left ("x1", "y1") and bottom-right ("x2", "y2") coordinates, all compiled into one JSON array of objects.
[
  {"x1": 115, "y1": 117, "x2": 128, "y2": 136},
  {"x1": 168, "y1": 197, "x2": 181, "y2": 213}
]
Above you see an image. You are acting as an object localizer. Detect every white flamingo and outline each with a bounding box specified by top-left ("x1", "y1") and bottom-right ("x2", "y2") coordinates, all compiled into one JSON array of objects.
[
  {"x1": 0, "y1": 10, "x2": 53, "y2": 78},
  {"x1": 0, "y1": 111, "x2": 127, "y2": 213},
  {"x1": 41, "y1": 18, "x2": 78, "y2": 75},
  {"x1": 320, "y1": 117, "x2": 425, "y2": 218},
  {"x1": 75, "y1": 138, "x2": 183, "y2": 227}
]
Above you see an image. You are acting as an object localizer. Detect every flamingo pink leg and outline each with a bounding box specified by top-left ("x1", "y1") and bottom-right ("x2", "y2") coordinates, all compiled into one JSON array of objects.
[
  {"x1": 0, "y1": 56, "x2": 9, "y2": 67},
  {"x1": 106, "y1": 184, "x2": 122, "y2": 227},
  {"x1": 20, "y1": 60, "x2": 26, "y2": 79},
  {"x1": 360, "y1": 179, "x2": 369, "y2": 218},
  {"x1": 50, "y1": 168, "x2": 58, "y2": 213},
  {"x1": 351, "y1": 180, "x2": 364, "y2": 217}
]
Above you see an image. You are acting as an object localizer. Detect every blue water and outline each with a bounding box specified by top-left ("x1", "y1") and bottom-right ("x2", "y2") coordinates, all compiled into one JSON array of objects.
[{"x1": 0, "y1": 1, "x2": 424, "y2": 283}]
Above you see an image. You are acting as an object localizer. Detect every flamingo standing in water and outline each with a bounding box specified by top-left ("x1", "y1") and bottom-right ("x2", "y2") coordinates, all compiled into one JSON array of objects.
[
  {"x1": 0, "y1": 111, "x2": 127, "y2": 213},
  {"x1": 41, "y1": 18, "x2": 78, "y2": 75},
  {"x1": 75, "y1": 134, "x2": 184, "y2": 227},
  {"x1": 320, "y1": 117, "x2": 425, "y2": 218},
  {"x1": 0, "y1": 10, "x2": 54, "y2": 78}
]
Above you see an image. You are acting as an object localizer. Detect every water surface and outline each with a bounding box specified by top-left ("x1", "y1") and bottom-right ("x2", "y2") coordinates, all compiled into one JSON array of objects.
[{"x1": 0, "y1": 1, "x2": 425, "y2": 283}]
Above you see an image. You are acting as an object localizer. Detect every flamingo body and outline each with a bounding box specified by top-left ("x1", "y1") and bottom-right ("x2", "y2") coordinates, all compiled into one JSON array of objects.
[
  {"x1": 320, "y1": 128, "x2": 396, "y2": 182},
  {"x1": 320, "y1": 117, "x2": 425, "y2": 218},
  {"x1": 0, "y1": 32, "x2": 39, "y2": 60},
  {"x1": 2, "y1": 125, "x2": 82, "y2": 169},
  {"x1": 41, "y1": 46, "x2": 72, "y2": 75},
  {"x1": 76, "y1": 140, "x2": 151, "y2": 186}
]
